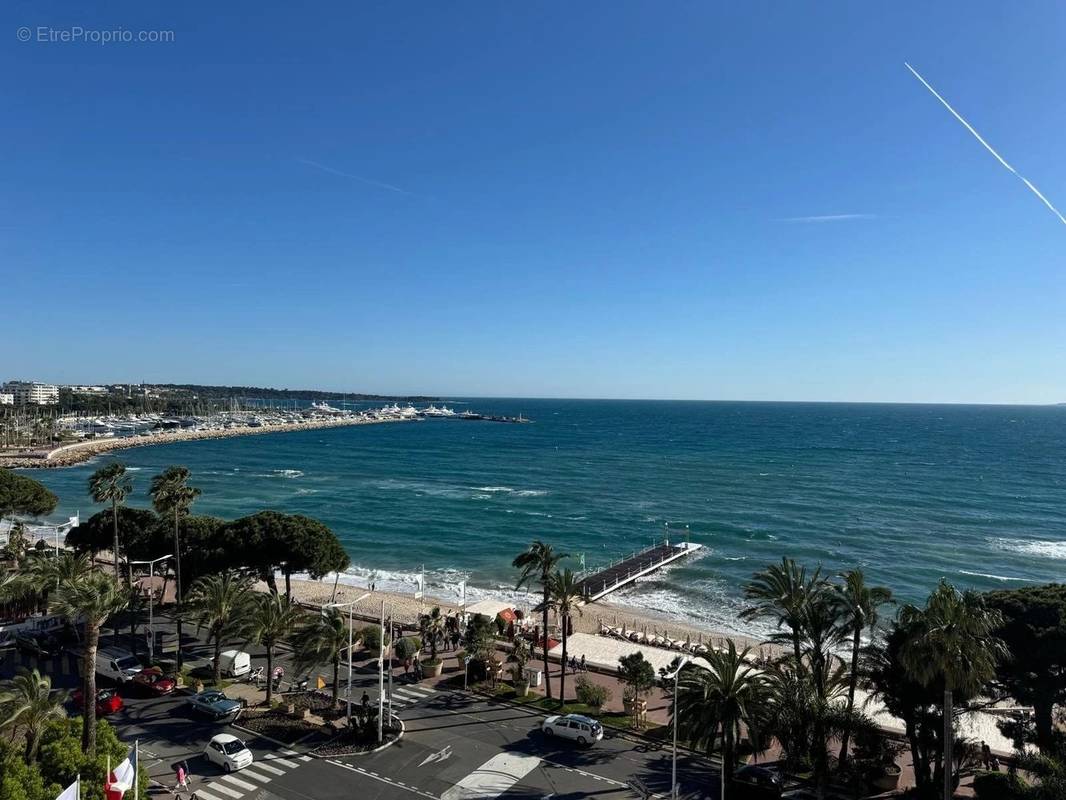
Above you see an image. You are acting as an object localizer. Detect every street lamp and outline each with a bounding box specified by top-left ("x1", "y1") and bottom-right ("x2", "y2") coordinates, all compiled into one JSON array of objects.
[
  {"x1": 323, "y1": 591, "x2": 371, "y2": 727},
  {"x1": 664, "y1": 655, "x2": 693, "y2": 800},
  {"x1": 128, "y1": 554, "x2": 173, "y2": 663}
]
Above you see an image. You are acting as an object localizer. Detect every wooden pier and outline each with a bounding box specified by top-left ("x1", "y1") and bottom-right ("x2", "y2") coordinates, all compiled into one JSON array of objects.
[{"x1": 577, "y1": 540, "x2": 702, "y2": 602}]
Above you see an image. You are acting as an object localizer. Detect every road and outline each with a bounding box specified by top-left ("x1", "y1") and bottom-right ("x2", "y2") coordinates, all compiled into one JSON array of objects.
[{"x1": 2, "y1": 611, "x2": 720, "y2": 800}]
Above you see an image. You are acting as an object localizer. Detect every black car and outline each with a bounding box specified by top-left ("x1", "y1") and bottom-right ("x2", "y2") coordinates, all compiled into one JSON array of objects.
[{"x1": 732, "y1": 764, "x2": 785, "y2": 799}]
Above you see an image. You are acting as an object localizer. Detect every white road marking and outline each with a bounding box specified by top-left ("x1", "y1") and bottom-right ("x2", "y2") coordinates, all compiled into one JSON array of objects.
[
  {"x1": 204, "y1": 781, "x2": 243, "y2": 798},
  {"x1": 238, "y1": 768, "x2": 273, "y2": 783},
  {"x1": 404, "y1": 685, "x2": 435, "y2": 697},
  {"x1": 250, "y1": 762, "x2": 285, "y2": 776},
  {"x1": 325, "y1": 760, "x2": 437, "y2": 799},
  {"x1": 440, "y1": 752, "x2": 542, "y2": 800},
  {"x1": 417, "y1": 745, "x2": 452, "y2": 767},
  {"x1": 190, "y1": 790, "x2": 227, "y2": 800},
  {"x1": 267, "y1": 757, "x2": 300, "y2": 769},
  {"x1": 218, "y1": 774, "x2": 257, "y2": 792}
]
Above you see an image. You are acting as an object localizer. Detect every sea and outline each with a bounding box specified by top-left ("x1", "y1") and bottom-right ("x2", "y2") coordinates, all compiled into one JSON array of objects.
[{"x1": 23, "y1": 400, "x2": 1066, "y2": 637}]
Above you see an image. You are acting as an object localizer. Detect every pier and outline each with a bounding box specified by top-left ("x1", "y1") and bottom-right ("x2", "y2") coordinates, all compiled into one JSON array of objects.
[{"x1": 577, "y1": 539, "x2": 702, "y2": 602}]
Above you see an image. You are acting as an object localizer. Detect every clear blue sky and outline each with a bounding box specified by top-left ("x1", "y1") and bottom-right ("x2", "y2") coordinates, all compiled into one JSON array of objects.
[{"x1": 3, "y1": 2, "x2": 1064, "y2": 403}]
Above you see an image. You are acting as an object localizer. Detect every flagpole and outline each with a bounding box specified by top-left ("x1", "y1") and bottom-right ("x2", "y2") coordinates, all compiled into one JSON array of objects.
[
  {"x1": 133, "y1": 741, "x2": 138, "y2": 800},
  {"x1": 76, "y1": 775, "x2": 80, "y2": 800},
  {"x1": 419, "y1": 564, "x2": 425, "y2": 617}
]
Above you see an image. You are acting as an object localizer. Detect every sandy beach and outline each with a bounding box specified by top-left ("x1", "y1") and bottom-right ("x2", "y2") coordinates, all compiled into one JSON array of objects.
[{"x1": 0, "y1": 416, "x2": 411, "y2": 470}]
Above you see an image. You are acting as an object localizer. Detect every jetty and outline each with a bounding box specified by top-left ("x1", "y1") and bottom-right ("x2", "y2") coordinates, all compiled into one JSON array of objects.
[{"x1": 578, "y1": 539, "x2": 702, "y2": 602}]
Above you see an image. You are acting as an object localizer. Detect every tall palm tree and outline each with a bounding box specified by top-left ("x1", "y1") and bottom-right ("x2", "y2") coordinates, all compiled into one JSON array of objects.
[
  {"x1": 537, "y1": 569, "x2": 584, "y2": 705},
  {"x1": 513, "y1": 541, "x2": 567, "y2": 700},
  {"x1": 675, "y1": 641, "x2": 767, "y2": 800},
  {"x1": 900, "y1": 581, "x2": 1007, "y2": 800},
  {"x1": 423, "y1": 606, "x2": 446, "y2": 663},
  {"x1": 49, "y1": 570, "x2": 127, "y2": 753},
  {"x1": 150, "y1": 466, "x2": 200, "y2": 670},
  {"x1": 29, "y1": 550, "x2": 94, "y2": 587},
  {"x1": 741, "y1": 557, "x2": 827, "y2": 665},
  {"x1": 88, "y1": 462, "x2": 132, "y2": 580},
  {"x1": 185, "y1": 571, "x2": 254, "y2": 686},
  {"x1": 246, "y1": 593, "x2": 304, "y2": 704},
  {"x1": 0, "y1": 668, "x2": 68, "y2": 761},
  {"x1": 833, "y1": 569, "x2": 893, "y2": 768},
  {"x1": 292, "y1": 607, "x2": 350, "y2": 707}
]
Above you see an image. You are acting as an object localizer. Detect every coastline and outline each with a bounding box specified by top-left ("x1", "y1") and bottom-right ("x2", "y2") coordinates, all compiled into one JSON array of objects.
[{"x1": 0, "y1": 416, "x2": 410, "y2": 470}]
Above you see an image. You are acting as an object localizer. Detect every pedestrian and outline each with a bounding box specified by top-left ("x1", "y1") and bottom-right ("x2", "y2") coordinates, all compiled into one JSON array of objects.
[
  {"x1": 990, "y1": 756, "x2": 1001, "y2": 772},
  {"x1": 569, "y1": 655, "x2": 577, "y2": 673},
  {"x1": 981, "y1": 741, "x2": 991, "y2": 769},
  {"x1": 404, "y1": 657, "x2": 412, "y2": 678},
  {"x1": 579, "y1": 654, "x2": 587, "y2": 672},
  {"x1": 175, "y1": 764, "x2": 187, "y2": 791},
  {"x1": 414, "y1": 656, "x2": 423, "y2": 681},
  {"x1": 361, "y1": 691, "x2": 370, "y2": 711}
]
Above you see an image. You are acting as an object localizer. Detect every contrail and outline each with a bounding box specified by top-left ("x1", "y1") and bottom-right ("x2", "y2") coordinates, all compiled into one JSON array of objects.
[
  {"x1": 905, "y1": 62, "x2": 1066, "y2": 226},
  {"x1": 297, "y1": 157, "x2": 413, "y2": 196}
]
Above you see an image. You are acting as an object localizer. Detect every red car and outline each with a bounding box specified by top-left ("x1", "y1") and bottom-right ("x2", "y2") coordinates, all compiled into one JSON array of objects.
[
  {"x1": 131, "y1": 666, "x2": 176, "y2": 696},
  {"x1": 72, "y1": 688, "x2": 124, "y2": 716}
]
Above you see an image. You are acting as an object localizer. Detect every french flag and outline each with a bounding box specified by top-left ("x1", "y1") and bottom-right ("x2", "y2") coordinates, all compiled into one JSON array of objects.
[{"x1": 105, "y1": 746, "x2": 137, "y2": 800}]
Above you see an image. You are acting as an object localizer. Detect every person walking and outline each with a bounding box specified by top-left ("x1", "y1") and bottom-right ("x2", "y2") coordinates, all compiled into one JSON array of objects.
[
  {"x1": 579, "y1": 654, "x2": 587, "y2": 672},
  {"x1": 175, "y1": 764, "x2": 188, "y2": 791}
]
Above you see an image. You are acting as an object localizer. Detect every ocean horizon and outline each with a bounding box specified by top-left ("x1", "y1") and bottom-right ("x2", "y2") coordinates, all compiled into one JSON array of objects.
[{"x1": 24, "y1": 398, "x2": 1066, "y2": 637}]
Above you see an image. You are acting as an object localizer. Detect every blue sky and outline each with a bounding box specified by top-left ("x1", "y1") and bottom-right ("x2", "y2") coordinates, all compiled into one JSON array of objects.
[{"x1": 3, "y1": 2, "x2": 1064, "y2": 403}]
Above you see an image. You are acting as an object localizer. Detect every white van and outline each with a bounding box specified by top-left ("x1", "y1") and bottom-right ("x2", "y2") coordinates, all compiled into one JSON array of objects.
[
  {"x1": 217, "y1": 650, "x2": 251, "y2": 678},
  {"x1": 96, "y1": 647, "x2": 143, "y2": 684}
]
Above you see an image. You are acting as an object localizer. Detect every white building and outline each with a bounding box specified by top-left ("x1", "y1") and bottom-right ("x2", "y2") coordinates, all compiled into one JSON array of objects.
[
  {"x1": 66, "y1": 385, "x2": 107, "y2": 394},
  {"x1": 1, "y1": 381, "x2": 60, "y2": 405},
  {"x1": 0, "y1": 393, "x2": 13, "y2": 406}
]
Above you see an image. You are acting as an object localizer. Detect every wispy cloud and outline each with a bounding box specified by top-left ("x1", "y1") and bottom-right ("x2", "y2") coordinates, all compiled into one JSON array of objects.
[
  {"x1": 780, "y1": 214, "x2": 877, "y2": 223},
  {"x1": 905, "y1": 62, "x2": 1066, "y2": 227},
  {"x1": 297, "y1": 157, "x2": 413, "y2": 196}
]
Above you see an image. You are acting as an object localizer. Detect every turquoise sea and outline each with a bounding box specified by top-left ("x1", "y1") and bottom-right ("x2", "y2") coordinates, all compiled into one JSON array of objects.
[{"x1": 24, "y1": 400, "x2": 1066, "y2": 636}]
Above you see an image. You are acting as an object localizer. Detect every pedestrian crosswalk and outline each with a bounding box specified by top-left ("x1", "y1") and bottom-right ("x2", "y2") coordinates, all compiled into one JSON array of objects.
[
  {"x1": 388, "y1": 682, "x2": 437, "y2": 711},
  {"x1": 191, "y1": 748, "x2": 312, "y2": 800}
]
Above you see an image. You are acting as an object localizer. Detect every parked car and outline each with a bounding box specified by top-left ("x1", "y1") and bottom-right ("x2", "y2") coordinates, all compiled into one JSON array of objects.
[
  {"x1": 131, "y1": 666, "x2": 176, "y2": 696},
  {"x1": 217, "y1": 650, "x2": 251, "y2": 678},
  {"x1": 187, "y1": 690, "x2": 242, "y2": 721},
  {"x1": 541, "y1": 713, "x2": 604, "y2": 745},
  {"x1": 72, "y1": 688, "x2": 124, "y2": 717},
  {"x1": 203, "y1": 734, "x2": 253, "y2": 773},
  {"x1": 733, "y1": 764, "x2": 785, "y2": 799},
  {"x1": 16, "y1": 631, "x2": 58, "y2": 658}
]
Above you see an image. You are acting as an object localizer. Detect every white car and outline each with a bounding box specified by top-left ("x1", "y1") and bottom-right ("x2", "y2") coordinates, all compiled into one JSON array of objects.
[
  {"x1": 541, "y1": 713, "x2": 604, "y2": 745},
  {"x1": 203, "y1": 734, "x2": 253, "y2": 773}
]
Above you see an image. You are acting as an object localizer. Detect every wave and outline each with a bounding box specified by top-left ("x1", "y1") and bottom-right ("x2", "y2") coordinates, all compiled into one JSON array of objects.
[
  {"x1": 295, "y1": 488, "x2": 319, "y2": 495},
  {"x1": 471, "y1": 486, "x2": 548, "y2": 497},
  {"x1": 274, "y1": 469, "x2": 304, "y2": 478},
  {"x1": 990, "y1": 537, "x2": 1066, "y2": 560},
  {"x1": 958, "y1": 569, "x2": 1035, "y2": 583}
]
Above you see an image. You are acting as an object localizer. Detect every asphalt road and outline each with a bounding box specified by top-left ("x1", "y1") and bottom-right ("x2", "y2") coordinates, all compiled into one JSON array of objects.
[{"x1": 3, "y1": 610, "x2": 721, "y2": 800}]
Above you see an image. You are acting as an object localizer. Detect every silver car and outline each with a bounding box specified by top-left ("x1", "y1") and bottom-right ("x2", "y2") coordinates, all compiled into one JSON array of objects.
[{"x1": 541, "y1": 713, "x2": 604, "y2": 745}]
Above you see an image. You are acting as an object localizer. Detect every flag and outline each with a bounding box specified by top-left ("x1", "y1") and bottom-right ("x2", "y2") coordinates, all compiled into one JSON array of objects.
[
  {"x1": 414, "y1": 573, "x2": 424, "y2": 600},
  {"x1": 456, "y1": 580, "x2": 466, "y2": 607},
  {"x1": 105, "y1": 747, "x2": 137, "y2": 800},
  {"x1": 56, "y1": 778, "x2": 78, "y2": 800},
  {"x1": 579, "y1": 553, "x2": 585, "y2": 570}
]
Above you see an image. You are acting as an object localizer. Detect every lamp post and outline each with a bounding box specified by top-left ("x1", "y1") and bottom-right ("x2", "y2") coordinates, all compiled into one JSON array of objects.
[
  {"x1": 128, "y1": 554, "x2": 173, "y2": 663},
  {"x1": 664, "y1": 655, "x2": 693, "y2": 800},
  {"x1": 323, "y1": 591, "x2": 371, "y2": 726}
]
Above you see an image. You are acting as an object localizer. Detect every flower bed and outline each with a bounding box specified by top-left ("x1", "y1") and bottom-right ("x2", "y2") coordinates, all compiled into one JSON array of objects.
[
  {"x1": 312, "y1": 721, "x2": 402, "y2": 756},
  {"x1": 238, "y1": 709, "x2": 321, "y2": 744}
]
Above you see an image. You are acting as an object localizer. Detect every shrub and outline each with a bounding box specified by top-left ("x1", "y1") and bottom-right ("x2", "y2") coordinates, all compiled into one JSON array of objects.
[
  {"x1": 972, "y1": 771, "x2": 1028, "y2": 800},
  {"x1": 574, "y1": 675, "x2": 611, "y2": 709},
  {"x1": 394, "y1": 637, "x2": 417, "y2": 662},
  {"x1": 617, "y1": 652, "x2": 656, "y2": 700},
  {"x1": 360, "y1": 625, "x2": 390, "y2": 655}
]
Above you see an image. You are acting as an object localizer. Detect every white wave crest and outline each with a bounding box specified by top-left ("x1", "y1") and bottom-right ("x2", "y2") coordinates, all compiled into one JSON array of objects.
[
  {"x1": 958, "y1": 569, "x2": 1034, "y2": 583},
  {"x1": 990, "y1": 537, "x2": 1066, "y2": 560}
]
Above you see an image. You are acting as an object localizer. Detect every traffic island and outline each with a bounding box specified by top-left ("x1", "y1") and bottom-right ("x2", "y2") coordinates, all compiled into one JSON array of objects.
[{"x1": 311, "y1": 715, "x2": 404, "y2": 757}]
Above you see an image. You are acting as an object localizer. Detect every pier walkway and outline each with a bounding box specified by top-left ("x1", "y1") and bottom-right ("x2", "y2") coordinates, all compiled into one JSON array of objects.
[{"x1": 577, "y1": 540, "x2": 702, "y2": 602}]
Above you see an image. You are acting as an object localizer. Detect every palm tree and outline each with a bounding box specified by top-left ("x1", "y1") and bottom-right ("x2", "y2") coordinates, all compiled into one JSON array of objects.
[
  {"x1": 88, "y1": 462, "x2": 132, "y2": 580},
  {"x1": 150, "y1": 466, "x2": 200, "y2": 670},
  {"x1": 900, "y1": 581, "x2": 1007, "y2": 800},
  {"x1": 423, "y1": 606, "x2": 446, "y2": 663},
  {"x1": 833, "y1": 569, "x2": 893, "y2": 768},
  {"x1": 0, "y1": 668, "x2": 68, "y2": 761},
  {"x1": 246, "y1": 593, "x2": 304, "y2": 704},
  {"x1": 49, "y1": 570, "x2": 127, "y2": 752},
  {"x1": 185, "y1": 571, "x2": 254, "y2": 686},
  {"x1": 741, "y1": 557, "x2": 827, "y2": 665},
  {"x1": 675, "y1": 641, "x2": 767, "y2": 800},
  {"x1": 537, "y1": 569, "x2": 583, "y2": 705},
  {"x1": 292, "y1": 608, "x2": 350, "y2": 707},
  {"x1": 513, "y1": 541, "x2": 567, "y2": 700}
]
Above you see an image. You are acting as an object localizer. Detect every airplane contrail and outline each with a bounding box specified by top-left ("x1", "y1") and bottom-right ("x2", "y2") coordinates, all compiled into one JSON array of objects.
[{"x1": 904, "y1": 62, "x2": 1066, "y2": 227}]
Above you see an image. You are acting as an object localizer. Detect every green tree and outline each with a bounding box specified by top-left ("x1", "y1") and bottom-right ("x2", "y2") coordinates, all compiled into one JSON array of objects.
[
  {"x1": 675, "y1": 641, "x2": 767, "y2": 799},
  {"x1": 0, "y1": 469, "x2": 58, "y2": 519},
  {"x1": 900, "y1": 581, "x2": 1007, "y2": 800},
  {"x1": 246, "y1": 593, "x2": 304, "y2": 704},
  {"x1": 87, "y1": 463, "x2": 131, "y2": 580},
  {"x1": 292, "y1": 608, "x2": 351, "y2": 707},
  {"x1": 537, "y1": 569, "x2": 583, "y2": 705},
  {"x1": 38, "y1": 718, "x2": 147, "y2": 800},
  {"x1": 185, "y1": 571, "x2": 254, "y2": 686},
  {"x1": 833, "y1": 569, "x2": 893, "y2": 768},
  {"x1": 0, "y1": 741, "x2": 55, "y2": 800},
  {"x1": 422, "y1": 606, "x2": 446, "y2": 664},
  {"x1": 48, "y1": 570, "x2": 127, "y2": 753},
  {"x1": 618, "y1": 651, "x2": 656, "y2": 726},
  {"x1": 984, "y1": 584, "x2": 1066, "y2": 753},
  {"x1": 742, "y1": 557, "x2": 827, "y2": 664},
  {"x1": 513, "y1": 541, "x2": 567, "y2": 700},
  {"x1": 150, "y1": 466, "x2": 201, "y2": 670},
  {"x1": 65, "y1": 508, "x2": 160, "y2": 562},
  {"x1": 0, "y1": 669, "x2": 68, "y2": 762}
]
